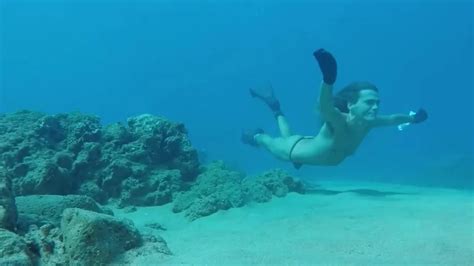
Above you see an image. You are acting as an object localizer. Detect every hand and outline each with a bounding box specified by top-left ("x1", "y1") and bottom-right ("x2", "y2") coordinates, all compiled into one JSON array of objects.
[
  {"x1": 313, "y1": 48, "x2": 337, "y2": 85},
  {"x1": 412, "y1": 108, "x2": 428, "y2": 123}
]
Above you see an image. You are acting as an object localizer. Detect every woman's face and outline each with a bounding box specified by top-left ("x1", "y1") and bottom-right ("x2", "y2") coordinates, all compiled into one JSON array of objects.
[{"x1": 348, "y1": 89, "x2": 380, "y2": 121}]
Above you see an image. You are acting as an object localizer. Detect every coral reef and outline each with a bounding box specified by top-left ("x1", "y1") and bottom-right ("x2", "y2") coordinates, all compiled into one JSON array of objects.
[
  {"x1": 0, "y1": 194, "x2": 172, "y2": 265},
  {"x1": 15, "y1": 194, "x2": 112, "y2": 232},
  {"x1": 173, "y1": 161, "x2": 305, "y2": 220},
  {"x1": 0, "y1": 228, "x2": 34, "y2": 265},
  {"x1": 0, "y1": 110, "x2": 306, "y2": 264},
  {"x1": 60, "y1": 208, "x2": 143, "y2": 265},
  {"x1": 0, "y1": 111, "x2": 199, "y2": 205},
  {"x1": 0, "y1": 167, "x2": 17, "y2": 231}
]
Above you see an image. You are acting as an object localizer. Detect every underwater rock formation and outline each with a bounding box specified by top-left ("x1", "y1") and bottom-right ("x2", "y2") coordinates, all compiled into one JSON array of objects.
[
  {"x1": 23, "y1": 223, "x2": 66, "y2": 265},
  {"x1": 172, "y1": 161, "x2": 305, "y2": 220},
  {"x1": 0, "y1": 167, "x2": 17, "y2": 231},
  {"x1": 112, "y1": 233, "x2": 173, "y2": 264},
  {"x1": 59, "y1": 207, "x2": 171, "y2": 265},
  {"x1": 15, "y1": 194, "x2": 112, "y2": 232},
  {"x1": 0, "y1": 110, "x2": 191, "y2": 264},
  {"x1": 173, "y1": 161, "x2": 247, "y2": 220},
  {"x1": 60, "y1": 208, "x2": 143, "y2": 265},
  {"x1": 0, "y1": 110, "x2": 307, "y2": 264},
  {"x1": 1, "y1": 195, "x2": 171, "y2": 265},
  {"x1": 242, "y1": 168, "x2": 306, "y2": 202},
  {"x1": 0, "y1": 228, "x2": 34, "y2": 265},
  {"x1": 0, "y1": 111, "x2": 199, "y2": 206}
]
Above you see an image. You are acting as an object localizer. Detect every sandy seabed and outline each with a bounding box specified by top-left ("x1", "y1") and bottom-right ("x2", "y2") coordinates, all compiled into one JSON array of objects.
[{"x1": 114, "y1": 181, "x2": 474, "y2": 265}]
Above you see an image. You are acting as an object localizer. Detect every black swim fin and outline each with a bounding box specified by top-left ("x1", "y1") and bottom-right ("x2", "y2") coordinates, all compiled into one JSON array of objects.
[
  {"x1": 249, "y1": 86, "x2": 283, "y2": 117},
  {"x1": 241, "y1": 128, "x2": 264, "y2": 147}
]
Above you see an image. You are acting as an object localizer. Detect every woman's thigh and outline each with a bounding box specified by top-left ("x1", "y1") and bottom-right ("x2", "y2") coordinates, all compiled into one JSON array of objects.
[{"x1": 265, "y1": 135, "x2": 305, "y2": 161}]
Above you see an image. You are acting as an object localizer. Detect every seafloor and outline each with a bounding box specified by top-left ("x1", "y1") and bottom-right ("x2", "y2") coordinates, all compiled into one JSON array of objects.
[
  {"x1": 0, "y1": 111, "x2": 472, "y2": 265},
  {"x1": 115, "y1": 180, "x2": 474, "y2": 265}
]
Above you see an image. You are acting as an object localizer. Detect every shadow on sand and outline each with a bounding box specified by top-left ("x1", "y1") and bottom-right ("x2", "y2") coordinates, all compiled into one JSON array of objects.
[{"x1": 301, "y1": 183, "x2": 415, "y2": 197}]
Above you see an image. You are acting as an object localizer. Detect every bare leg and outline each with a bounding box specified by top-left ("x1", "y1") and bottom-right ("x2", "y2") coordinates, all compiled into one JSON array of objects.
[
  {"x1": 243, "y1": 86, "x2": 299, "y2": 161},
  {"x1": 250, "y1": 87, "x2": 292, "y2": 137},
  {"x1": 253, "y1": 133, "x2": 302, "y2": 161},
  {"x1": 276, "y1": 115, "x2": 291, "y2": 138}
]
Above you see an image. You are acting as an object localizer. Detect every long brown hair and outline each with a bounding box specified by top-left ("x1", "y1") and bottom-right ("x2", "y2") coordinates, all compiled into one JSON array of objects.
[{"x1": 333, "y1": 81, "x2": 378, "y2": 113}]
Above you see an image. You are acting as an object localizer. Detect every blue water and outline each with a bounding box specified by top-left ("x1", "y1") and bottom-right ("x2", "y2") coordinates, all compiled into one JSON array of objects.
[{"x1": 1, "y1": 0, "x2": 472, "y2": 188}]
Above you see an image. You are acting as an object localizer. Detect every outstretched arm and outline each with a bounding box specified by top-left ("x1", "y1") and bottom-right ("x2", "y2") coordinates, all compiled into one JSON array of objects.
[
  {"x1": 371, "y1": 109, "x2": 428, "y2": 128},
  {"x1": 314, "y1": 49, "x2": 345, "y2": 126}
]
